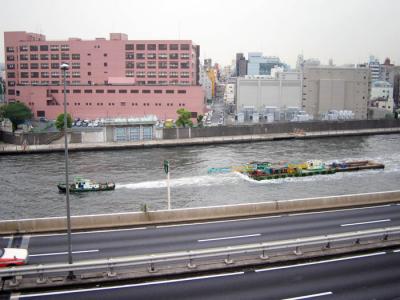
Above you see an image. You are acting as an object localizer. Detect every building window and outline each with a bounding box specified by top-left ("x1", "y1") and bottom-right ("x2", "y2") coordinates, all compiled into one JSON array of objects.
[
  {"x1": 6, "y1": 55, "x2": 15, "y2": 61},
  {"x1": 130, "y1": 89, "x2": 139, "y2": 93},
  {"x1": 6, "y1": 47, "x2": 15, "y2": 52},
  {"x1": 147, "y1": 53, "x2": 156, "y2": 60},
  {"x1": 30, "y1": 63, "x2": 39, "y2": 69},
  {"x1": 147, "y1": 62, "x2": 156, "y2": 69},
  {"x1": 84, "y1": 89, "x2": 92, "y2": 93},
  {"x1": 142, "y1": 126, "x2": 153, "y2": 140},
  {"x1": 8, "y1": 89, "x2": 15, "y2": 95},
  {"x1": 60, "y1": 44, "x2": 69, "y2": 51},
  {"x1": 7, "y1": 64, "x2": 15, "y2": 70},
  {"x1": 30, "y1": 45, "x2": 38, "y2": 51},
  {"x1": 119, "y1": 89, "x2": 127, "y2": 93},
  {"x1": 40, "y1": 45, "x2": 49, "y2": 51},
  {"x1": 104, "y1": 62, "x2": 108, "y2": 67},
  {"x1": 136, "y1": 62, "x2": 145, "y2": 69},
  {"x1": 61, "y1": 53, "x2": 70, "y2": 60},
  {"x1": 72, "y1": 72, "x2": 80, "y2": 78},
  {"x1": 51, "y1": 63, "x2": 60, "y2": 69},
  {"x1": 88, "y1": 72, "x2": 91, "y2": 75},
  {"x1": 169, "y1": 53, "x2": 179, "y2": 60},
  {"x1": 20, "y1": 54, "x2": 29, "y2": 60},
  {"x1": 170, "y1": 62, "x2": 179, "y2": 69},
  {"x1": 8, "y1": 81, "x2": 16, "y2": 86},
  {"x1": 19, "y1": 45, "x2": 28, "y2": 52},
  {"x1": 158, "y1": 44, "x2": 167, "y2": 50},
  {"x1": 158, "y1": 53, "x2": 168, "y2": 60},
  {"x1": 180, "y1": 53, "x2": 190, "y2": 59},
  {"x1": 166, "y1": 90, "x2": 174, "y2": 94},
  {"x1": 159, "y1": 62, "x2": 168, "y2": 69},
  {"x1": 159, "y1": 71, "x2": 168, "y2": 78},
  {"x1": 37, "y1": 110, "x2": 45, "y2": 117},
  {"x1": 72, "y1": 54, "x2": 80, "y2": 60},
  {"x1": 30, "y1": 54, "x2": 39, "y2": 60},
  {"x1": 41, "y1": 63, "x2": 49, "y2": 69},
  {"x1": 51, "y1": 72, "x2": 59, "y2": 78},
  {"x1": 178, "y1": 90, "x2": 186, "y2": 94},
  {"x1": 120, "y1": 102, "x2": 126, "y2": 106},
  {"x1": 8, "y1": 72, "x2": 16, "y2": 78},
  {"x1": 125, "y1": 44, "x2": 134, "y2": 50},
  {"x1": 73, "y1": 89, "x2": 81, "y2": 93},
  {"x1": 136, "y1": 44, "x2": 145, "y2": 50},
  {"x1": 147, "y1": 72, "x2": 156, "y2": 78},
  {"x1": 136, "y1": 53, "x2": 145, "y2": 59},
  {"x1": 181, "y1": 62, "x2": 190, "y2": 69},
  {"x1": 125, "y1": 62, "x2": 135, "y2": 69},
  {"x1": 154, "y1": 90, "x2": 162, "y2": 94},
  {"x1": 137, "y1": 72, "x2": 145, "y2": 78},
  {"x1": 50, "y1": 45, "x2": 59, "y2": 51},
  {"x1": 147, "y1": 44, "x2": 156, "y2": 50},
  {"x1": 96, "y1": 89, "x2": 104, "y2": 93},
  {"x1": 71, "y1": 62, "x2": 80, "y2": 69},
  {"x1": 40, "y1": 54, "x2": 49, "y2": 60},
  {"x1": 180, "y1": 44, "x2": 190, "y2": 50},
  {"x1": 169, "y1": 44, "x2": 178, "y2": 50},
  {"x1": 126, "y1": 71, "x2": 134, "y2": 77},
  {"x1": 180, "y1": 72, "x2": 190, "y2": 78},
  {"x1": 170, "y1": 72, "x2": 179, "y2": 78},
  {"x1": 126, "y1": 52, "x2": 135, "y2": 59},
  {"x1": 142, "y1": 90, "x2": 151, "y2": 94},
  {"x1": 107, "y1": 89, "x2": 116, "y2": 93},
  {"x1": 51, "y1": 54, "x2": 59, "y2": 60}
]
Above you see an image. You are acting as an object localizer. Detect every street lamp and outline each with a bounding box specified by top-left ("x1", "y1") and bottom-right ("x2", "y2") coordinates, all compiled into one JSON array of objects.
[{"x1": 60, "y1": 63, "x2": 74, "y2": 279}]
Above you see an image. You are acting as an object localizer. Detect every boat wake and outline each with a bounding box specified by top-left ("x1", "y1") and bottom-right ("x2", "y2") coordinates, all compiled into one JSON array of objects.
[{"x1": 117, "y1": 174, "x2": 239, "y2": 190}]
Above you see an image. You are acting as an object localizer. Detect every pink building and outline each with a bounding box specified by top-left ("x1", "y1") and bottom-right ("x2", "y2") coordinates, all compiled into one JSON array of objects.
[{"x1": 4, "y1": 31, "x2": 205, "y2": 121}]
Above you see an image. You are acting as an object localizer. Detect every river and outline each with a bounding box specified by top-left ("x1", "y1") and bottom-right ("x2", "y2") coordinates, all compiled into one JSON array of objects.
[{"x1": 1, "y1": 134, "x2": 399, "y2": 220}]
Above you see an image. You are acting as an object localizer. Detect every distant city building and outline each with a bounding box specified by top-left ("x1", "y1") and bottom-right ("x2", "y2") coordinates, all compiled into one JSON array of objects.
[
  {"x1": 368, "y1": 55, "x2": 381, "y2": 81},
  {"x1": 370, "y1": 80, "x2": 394, "y2": 112},
  {"x1": 199, "y1": 65, "x2": 212, "y2": 101},
  {"x1": 236, "y1": 71, "x2": 302, "y2": 112},
  {"x1": 223, "y1": 83, "x2": 235, "y2": 104},
  {"x1": 379, "y1": 58, "x2": 400, "y2": 109},
  {"x1": 4, "y1": 31, "x2": 204, "y2": 121},
  {"x1": 302, "y1": 66, "x2": 369, "y2": 120},
  {"x1": 296, "y1": 54, "x2": 320, "y2": 71},
  {"x1": 247, "y1": 52, "x2": 284, "y2": 76},
  {"x1": 235, "y1": 53, "x2": 247, "y2": 77},
  {"x1": 204, "y1": 58, "x2": 212, "y2": 70}
]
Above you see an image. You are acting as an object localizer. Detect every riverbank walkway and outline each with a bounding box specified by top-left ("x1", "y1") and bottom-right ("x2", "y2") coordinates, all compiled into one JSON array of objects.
[{"x1": 1, "y1": 127, "x2": 400, "y2": 154}]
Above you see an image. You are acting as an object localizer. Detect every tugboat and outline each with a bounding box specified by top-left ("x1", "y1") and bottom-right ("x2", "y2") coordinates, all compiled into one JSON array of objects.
[
  {"x1": 57, "y1": 177, "x2": 115, "y2": 193},
  {"x1": 208, "y1": 160, "x2": 384, "y2": 181}
]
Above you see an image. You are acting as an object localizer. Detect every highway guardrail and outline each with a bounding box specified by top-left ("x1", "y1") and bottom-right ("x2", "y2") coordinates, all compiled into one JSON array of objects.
[{"x1": 1, "y1": 226, "x2": 400, "y2": 290}]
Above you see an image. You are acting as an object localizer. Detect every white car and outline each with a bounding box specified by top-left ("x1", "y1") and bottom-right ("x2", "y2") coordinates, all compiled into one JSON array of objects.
[{"x1": 0, "y1": 248, "x2": 29, "y2": 267}]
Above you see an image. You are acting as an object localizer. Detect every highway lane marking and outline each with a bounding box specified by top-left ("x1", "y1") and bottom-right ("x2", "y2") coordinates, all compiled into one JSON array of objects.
[
  {"x1": 255, "y1": 251, "x2": 386, "y2": 273},
  {"x1": 393, "y1": 249, "x2": 400, "y2": 253},
  {"x1": 17, "y1": 272, "x2": 244, "y2": 298},
  {"x1": 289, "y1": 204, "x2": 392, "y2": 216},
  {"x1": 29, "y1": 249, "x2": 99, "y2": 257},
  {"x1": 282, "y1": 291, "x2": 333, "y2": 300},
  {"x1": 198, "y1": 233, "x2": 261, "y2": 242},
  {"x1": 156, "y1": 215, "x2": 282, "y2": 228},
  {"x1": 2, "y1": 227, "x2": 147, "y2": 239},
  {"x1": 340, "y1": 219, "x2": 391, "y2": 227}
]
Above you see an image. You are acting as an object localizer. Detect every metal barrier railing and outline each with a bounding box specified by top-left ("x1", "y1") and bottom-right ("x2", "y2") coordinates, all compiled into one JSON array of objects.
[{"x1": 1, "y1": 226, "x2": 399, "y2": 283}]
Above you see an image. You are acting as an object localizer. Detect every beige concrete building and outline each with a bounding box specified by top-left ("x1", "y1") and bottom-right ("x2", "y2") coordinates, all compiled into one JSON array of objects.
[
  {"x1": 302, "y1": 66, "x2": 370, "y2": 120},
  {"x1": 236, "y1": 72, "x2": 302, "y2": 111}
]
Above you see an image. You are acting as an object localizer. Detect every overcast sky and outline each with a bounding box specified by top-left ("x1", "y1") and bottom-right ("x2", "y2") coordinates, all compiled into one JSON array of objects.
[{"x1": 1, "y1": 0, "x2": 400, "y2": 68}]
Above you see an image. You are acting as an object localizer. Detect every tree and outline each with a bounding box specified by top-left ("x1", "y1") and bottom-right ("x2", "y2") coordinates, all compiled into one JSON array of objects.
[
  {"x1": 2, "y1": 102, "x2": 33, "y2": 130},
  {"x1": 175, "y1": 108, "x2": 193, "y2": 128},
  {"x1": 197, "y1": 114, "x2": 204, "y2": 127},
  {"x1": 55, "y1": 113, "x2": 72, "y2": 131}
]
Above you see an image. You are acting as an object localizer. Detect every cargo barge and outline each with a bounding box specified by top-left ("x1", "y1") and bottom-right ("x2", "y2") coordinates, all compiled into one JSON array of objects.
[{"x1": 208, "y1": 160, "x2": 384, "y2": 181}]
